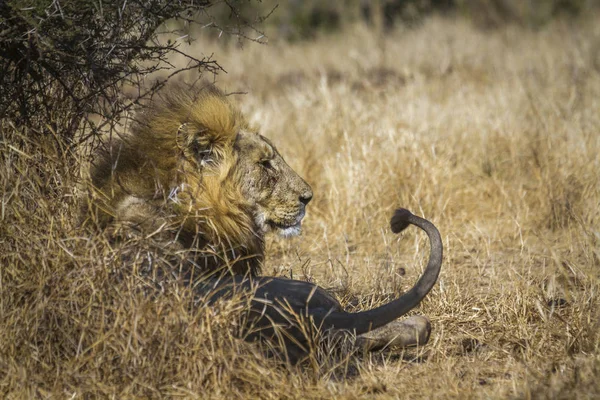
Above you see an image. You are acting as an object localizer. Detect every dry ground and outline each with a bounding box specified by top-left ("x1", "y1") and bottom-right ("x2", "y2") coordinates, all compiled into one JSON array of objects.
[{"x1": 2, "y1": 15, "x2": 600, "y2": 399}]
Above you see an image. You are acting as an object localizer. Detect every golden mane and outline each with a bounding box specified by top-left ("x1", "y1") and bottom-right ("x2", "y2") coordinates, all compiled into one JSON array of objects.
[{"x1": 88, "y1": 84, "x2": 264, "y2": 275}]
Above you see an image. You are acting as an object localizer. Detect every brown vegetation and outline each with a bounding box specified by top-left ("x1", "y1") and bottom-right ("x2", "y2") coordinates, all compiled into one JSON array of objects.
[{"x1": 2, "y1": 13, "x2": 600, "y2": 399}]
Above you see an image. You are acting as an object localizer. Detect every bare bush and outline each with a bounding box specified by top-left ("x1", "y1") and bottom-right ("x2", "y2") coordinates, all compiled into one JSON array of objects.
[{"x1": 0, "y1": 0, "x2": 269, "y2": 156}]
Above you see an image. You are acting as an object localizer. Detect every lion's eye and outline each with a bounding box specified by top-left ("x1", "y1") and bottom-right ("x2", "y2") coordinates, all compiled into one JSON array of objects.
[{"x1": 260, "y1": 159, "x2": 274, "y2": 169}]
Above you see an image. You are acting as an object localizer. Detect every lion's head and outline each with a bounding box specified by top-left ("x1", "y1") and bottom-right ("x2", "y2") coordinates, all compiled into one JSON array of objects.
[{"x1": 87, "y1": 84, "x2": 312, "y2": 275}]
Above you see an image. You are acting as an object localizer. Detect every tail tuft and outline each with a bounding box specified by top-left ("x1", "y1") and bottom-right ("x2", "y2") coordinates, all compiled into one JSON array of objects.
[{"x1": 390, "y1": 208, "x2": 413, "y2": 233}]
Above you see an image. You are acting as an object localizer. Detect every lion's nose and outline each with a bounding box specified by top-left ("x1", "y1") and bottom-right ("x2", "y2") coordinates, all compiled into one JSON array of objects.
[{"x1": 299, "y1": 190, "x2": 312, "y2": 206}]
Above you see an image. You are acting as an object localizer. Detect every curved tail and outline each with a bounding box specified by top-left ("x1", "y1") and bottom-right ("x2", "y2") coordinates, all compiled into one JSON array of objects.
[{"x1": 318, "y1": 208, "x2": 443, "y2": 334}]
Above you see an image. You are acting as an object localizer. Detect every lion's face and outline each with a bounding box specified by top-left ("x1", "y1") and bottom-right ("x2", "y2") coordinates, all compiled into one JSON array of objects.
[{"x1": 234, "y1": 132, "x2": 312, "y2": 237}]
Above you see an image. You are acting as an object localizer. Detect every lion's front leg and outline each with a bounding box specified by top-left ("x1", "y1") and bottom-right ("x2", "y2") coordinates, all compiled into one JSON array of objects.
[{"x1": 355, "y1": 315, "x2": 431, "y2": 352}]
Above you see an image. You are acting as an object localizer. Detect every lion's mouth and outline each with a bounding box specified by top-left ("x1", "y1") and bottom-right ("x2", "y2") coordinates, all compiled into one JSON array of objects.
[
  {"x1": 265, "y1": 211, "x2": 305, "y2": 237},
  {"x1": 268, "y1": 220, "x2": 302, "y2": 237},
  {"x1": 268, "y1": 220, "x2": 297, "y2": 228}
]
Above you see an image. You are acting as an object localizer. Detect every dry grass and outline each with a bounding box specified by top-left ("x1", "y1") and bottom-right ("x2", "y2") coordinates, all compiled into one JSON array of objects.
[{"x1": 2, "y1": 15, "x2": 600, "y2": 399}]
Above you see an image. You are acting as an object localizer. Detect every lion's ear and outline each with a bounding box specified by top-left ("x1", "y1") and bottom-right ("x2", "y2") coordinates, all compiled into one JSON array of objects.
[
  {"x1": 177, "y1": 122, "x2": 234, "y2": 167},
  {"x1": 171, "y1": 85, "x2": 242, "y2": 166}
]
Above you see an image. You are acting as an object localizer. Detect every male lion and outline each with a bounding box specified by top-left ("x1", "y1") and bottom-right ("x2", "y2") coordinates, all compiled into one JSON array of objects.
[
  {"x1": 86, "y1": 84, "x2": 442, "y2": 363},
  {"x1": 87, "y1": 84, "x2": 312, "y2": 277}
]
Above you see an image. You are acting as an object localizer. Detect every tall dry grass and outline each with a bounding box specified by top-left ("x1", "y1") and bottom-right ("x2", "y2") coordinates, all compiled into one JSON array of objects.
[{"x1": 2, "y1": 15, "x2": 600, "y2": 398}]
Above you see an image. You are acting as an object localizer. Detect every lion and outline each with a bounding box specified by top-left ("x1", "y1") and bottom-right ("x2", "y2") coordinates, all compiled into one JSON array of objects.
[
  {"x1": 85, "y1": 84, "x2": 442, "y2": 362},
  {"x1": 86, "y1": 83, "x2": 312, "y2": 277},
  {"x1": 198, "y1": 208, "x2": 442, "y2": 363}
]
